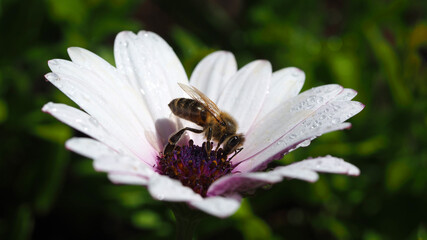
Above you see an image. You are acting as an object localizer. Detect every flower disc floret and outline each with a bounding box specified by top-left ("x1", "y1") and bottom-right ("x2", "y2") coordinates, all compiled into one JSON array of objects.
[{"x1": 156, "y1": 140, "x2": 233, "y2": 197}]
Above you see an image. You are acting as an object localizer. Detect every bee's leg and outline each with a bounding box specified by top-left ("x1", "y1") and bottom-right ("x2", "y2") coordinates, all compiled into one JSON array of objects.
[
  {"x1": 228, "y1": 148, "x2": 243, "y2": 161},
  {"x1": 205, "y1": 127, "x2": 213, "y2": 159},
  {"x1": 215, "y1": 134, "x2": 228, "y2": 151},
  {"x1": 163, "y1": 127, "x2": 204, "y2": 155}
]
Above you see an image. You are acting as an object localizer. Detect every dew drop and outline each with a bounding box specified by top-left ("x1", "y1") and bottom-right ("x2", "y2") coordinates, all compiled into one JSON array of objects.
[
  {"x1": 331, "y1": 117, "x2": 340, "y2": 124},
  {"x1": 139, "y1": 88, "x2": 146, "y2": 96},
  {"x1": 311, "y1": 120, "x2": 321, "y2": 129},
  {"x1": 89, "y1": 117, "x2": 99, "y2": 127},
  {"x1": 291, "y1": 69, "x2": 300, "y2": 77},
  {"x1": 116, "y1": 148, "x2": 124, "y2": 155},
  {"x1": 298, "y1": 140, "x2": 311, "y2": 148},
  {"x1": 276, "y1": 140, "x2": 287, "y2": 146},
  {"x1": 75, "y1": 118, "x2": 89, "y2": 132},
  {"x1": 82, "y1": 93, "x2": 91, "y2": 102},
  {"x1": 157, "y1": 193, "x2": 164, "y2": 200},
  {"x1": 49, "y1": 59, "x2": 59, "y2": 66},
  {"x1": 67, "y1": 88, "x2": 75, "y2": 97},
  {"x1": 319, "y1": 114, "x2": 327, "y2": 120},
  {"x1": 43, "y1": 102, "x2": 57, "y2": 112}
]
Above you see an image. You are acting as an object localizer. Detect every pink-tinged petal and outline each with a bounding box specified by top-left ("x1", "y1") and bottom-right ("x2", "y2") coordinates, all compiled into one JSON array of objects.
[
  {"x1": 148, "y1": 175, "x2": 203, "y2": 202},
  {"x1": 217, "y1": 60, "x2": 272, "y2": 133},
  {"x1": 108, "y1": 173, "x2": 148, "y2": 185},
  {"x1": 114, "y1": 31, "x2": 187, "y2": 124},
  {"x1": 208, "y1": 168, "x2": 319, "y2": 196},
  {"x1": 234, "y1": 84, "x2": 343, "y2": 166},
  {"x1": 189, "y1": 194, "x2": 242, "y2": 218},
  {"x1": 190, "y1": 51, "x2": 237, "y2": 102},
  {"x1": 257, "y1": 67, "x2": 305, "y2": 119},
  {"x1": 209, "y1": 156, "x2": 357, "y2": 196},
  {"x1": 46, "y1": 58, "x2": 160, "y2": 157},
  {"x1": 287, "y1": 156, "x2": 360, "y2": 176},
  {"x1": 207, "y1": 172, "x2": 283, "y2": 196}
]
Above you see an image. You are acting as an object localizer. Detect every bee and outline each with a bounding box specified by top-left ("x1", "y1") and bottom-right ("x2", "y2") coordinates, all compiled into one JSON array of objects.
[{"x1": 164, "y1": 83, "x2": 244, "y2": 159}]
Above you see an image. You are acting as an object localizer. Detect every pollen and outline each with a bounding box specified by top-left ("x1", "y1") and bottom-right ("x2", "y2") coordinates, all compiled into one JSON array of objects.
[{"x1": 156, "y1": 140, "x2": 233, "y2": 197}]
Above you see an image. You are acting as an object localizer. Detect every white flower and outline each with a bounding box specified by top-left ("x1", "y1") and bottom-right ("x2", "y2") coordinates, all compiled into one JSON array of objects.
[{"x1": 43, "y1": 30, "x2": 364, "y2": 218}]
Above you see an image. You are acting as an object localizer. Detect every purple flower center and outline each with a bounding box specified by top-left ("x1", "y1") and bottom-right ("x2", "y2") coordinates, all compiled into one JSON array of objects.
[{"x1": 156, "y1": 140, "x2": 233, "y2": 197}]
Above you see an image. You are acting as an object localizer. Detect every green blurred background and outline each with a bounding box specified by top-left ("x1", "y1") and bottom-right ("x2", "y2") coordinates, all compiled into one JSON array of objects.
[{"x1": 1, "y1": 0, "x2": 426, "y2": 239}]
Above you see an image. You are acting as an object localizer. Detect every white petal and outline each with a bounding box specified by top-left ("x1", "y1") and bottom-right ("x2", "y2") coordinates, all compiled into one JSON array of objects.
[
  {"x1": 43, "y1": 103, "x2": 136, "y2": 157},
  {"x1": 148, "y1": 175, "x2": 203, "y2": 202},
  {"x1": 46, "y1": 58, "x2": 160, "y2": 157},
  {"x1": 93, "y1": 155, "x2": 155, "y2": 178},
  {"x1": 66, "y1": 137, "x2": 156, "y2": 183},
  {"x1": 235, "y1": 100, "x2": 363, "y2": 172},
  {"x1": 189, "y1": 194, "x2": 241, "y2": 218},
  {"x1": 234, "y1": 105, "x2": 363, "y2": 172},
  {"x1": 217, "y1": 60, "x2": 272, "y2": 133},
  {"x1": 65, "y1": 137, "x2": 118, "y2": 159},
  {"x1": 334, "y1": 88, "x2": 358, "y2": 101},
  {"x1": 114, "y1": 31, "x2": 188, "y2": 124},
  {"x1": 287, "y1": 156, "x2": 360, "y2": 176},
  {"x1": 190, "y1": 51, "x2": 237, "y2": 102},
  {"x1": 108, "y1": 173, "x2": 148, "y2": 185},
  {"x1": 67, "y1": 47, "x2": 157, "y2": 137},
  {"x1": 234, "y1": 85, "x2": 343, "y2": 167},
  {"x1": 257, "y1": 67, "x2": 305, "y2": 119}
]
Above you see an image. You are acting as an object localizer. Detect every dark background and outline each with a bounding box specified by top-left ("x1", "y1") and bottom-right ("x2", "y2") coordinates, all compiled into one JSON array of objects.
[{"x1": 1, "y1": 0, "x2": 426, "y2": 239}]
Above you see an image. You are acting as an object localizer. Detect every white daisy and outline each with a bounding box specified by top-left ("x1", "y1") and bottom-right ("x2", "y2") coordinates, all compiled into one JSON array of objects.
[{"x1": 43, "y1": 30, "x2": 364, "y2": 218}]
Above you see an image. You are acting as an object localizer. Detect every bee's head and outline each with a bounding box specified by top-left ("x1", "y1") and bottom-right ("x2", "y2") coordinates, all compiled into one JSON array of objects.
[{"x1": 223, "y1": 134, "x2": 245, "y2": 156}]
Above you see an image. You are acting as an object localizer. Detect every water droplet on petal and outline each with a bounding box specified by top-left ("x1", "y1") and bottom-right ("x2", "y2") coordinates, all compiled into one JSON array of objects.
[
  {"x1": 319, "y1": 114, "x2": 327, "y2": 120},
  {"x1": 292, "y1": 69, "x2": 300, "y2": 77},
  {"x1": 157, "y1": 193, "x2": 165, "y2": 200},
  {"x1": 276, "y1": 140, "x2": 285, "y2": 146},
  {"x1": 43, "y1": 102, "x2": 57, "y2": 112},
  {"x1": 140, "y1": 88, "x2": 146, "y2": 96},
  {"x1": 297, "y1": 139, "x2": 311, "y2": 148},
  {"x1": 331, "y1": 117, "x2": 340, "y2": 124},
  {"x1": 89, "y1": 117, "x2": 99, "y2": 127}
]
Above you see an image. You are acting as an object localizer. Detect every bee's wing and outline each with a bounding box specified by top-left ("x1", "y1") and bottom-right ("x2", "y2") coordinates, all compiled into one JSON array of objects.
[{"x1": 178, "y1": 83, "x2": 225, "y2": 124}]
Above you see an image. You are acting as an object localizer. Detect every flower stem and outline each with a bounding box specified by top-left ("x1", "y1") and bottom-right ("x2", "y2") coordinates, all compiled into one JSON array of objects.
[{"x1": 170, "y1": 203, "x2": 202, "y2": 240}]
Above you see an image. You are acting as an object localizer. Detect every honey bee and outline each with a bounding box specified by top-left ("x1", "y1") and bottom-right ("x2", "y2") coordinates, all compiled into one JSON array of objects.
[{"x1": 164, "y1": 83, "x2": 244, "y2": 159}]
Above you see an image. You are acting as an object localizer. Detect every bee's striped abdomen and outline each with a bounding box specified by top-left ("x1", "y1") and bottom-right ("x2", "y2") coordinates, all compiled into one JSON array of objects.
[{"x1": 169, "y1": 98, "x2": 208, "y2": 126}]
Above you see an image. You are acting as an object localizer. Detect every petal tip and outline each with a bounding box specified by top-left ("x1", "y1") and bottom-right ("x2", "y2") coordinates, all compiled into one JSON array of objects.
[
  {"x1": 41, "y1": 102, "x2": 54, "y2": 113},
  {"x1": 44, "y1": 72, "x2": 58, "y2": 82},
  {"x1": 348, "y1": 166, "x2": 361, "y2": 176},
  {"x1": 47, "y1": 59, "x2": 59, "y2": 68}
]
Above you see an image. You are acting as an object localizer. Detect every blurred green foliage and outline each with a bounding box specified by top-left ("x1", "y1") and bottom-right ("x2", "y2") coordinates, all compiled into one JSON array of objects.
[{"x1": 1, "y1": 0, "x2": 426, "y2": 239}]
